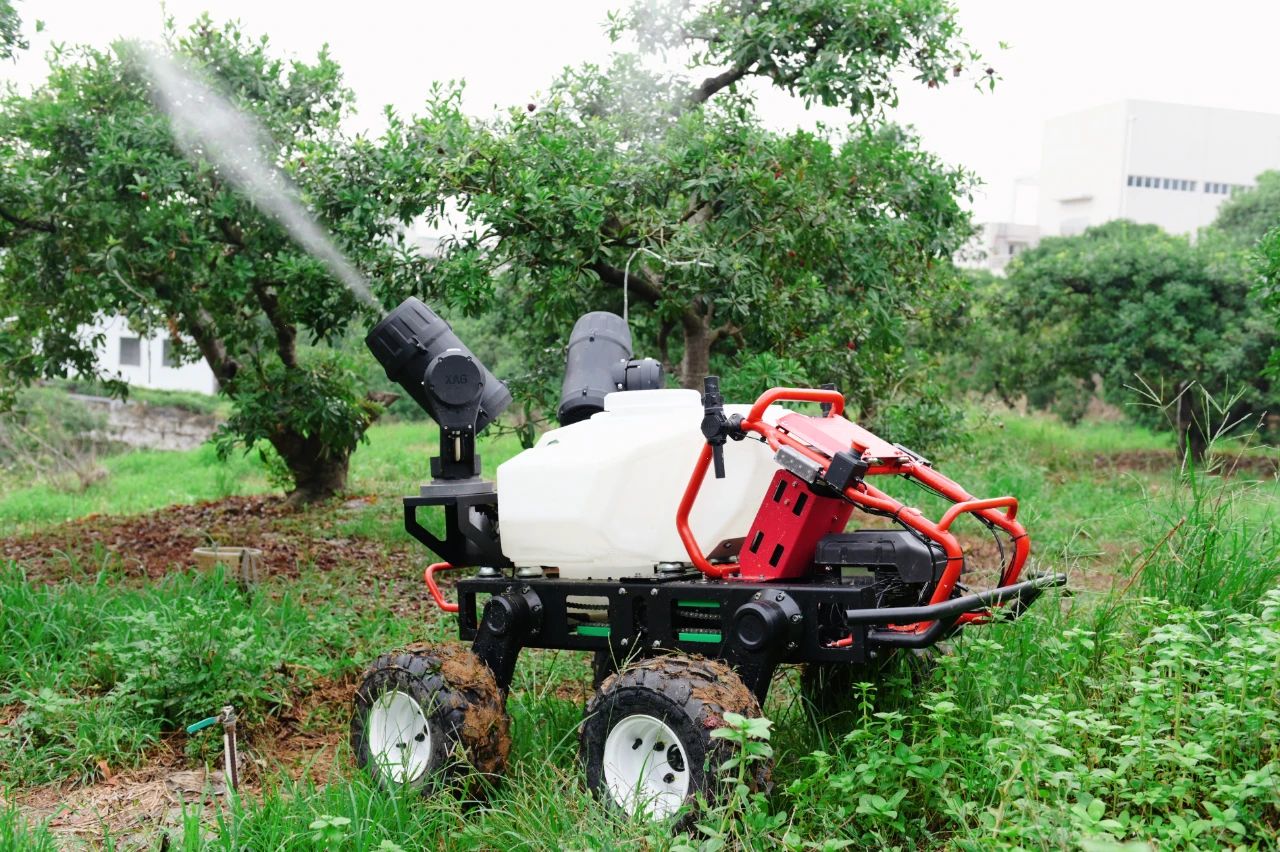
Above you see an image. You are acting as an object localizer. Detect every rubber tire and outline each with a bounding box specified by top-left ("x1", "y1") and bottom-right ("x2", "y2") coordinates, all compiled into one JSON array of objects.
[
  {"x1": 580, "y1": 656, "x2": 770, "y2": 824},
  {"x1": 590, "y1": 647, "x2": 649, "y2": 688},
  {"x1": 351, "y1": 642, "x2": 510, "y2": 794}
]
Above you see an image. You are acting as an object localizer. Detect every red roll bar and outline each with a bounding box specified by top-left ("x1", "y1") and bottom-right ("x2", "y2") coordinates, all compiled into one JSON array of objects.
[{"x1": 675, "y1": 385, "x2": 1031, "y2": 635}]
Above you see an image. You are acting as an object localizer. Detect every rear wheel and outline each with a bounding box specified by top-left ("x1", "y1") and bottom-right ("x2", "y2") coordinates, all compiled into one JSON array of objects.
[
  {"x1": 580, "y1": 656, "x2": 769, "y2": 822},
  {"x1": 351, "y1": 643, "x2": 510, "y2": 794}
]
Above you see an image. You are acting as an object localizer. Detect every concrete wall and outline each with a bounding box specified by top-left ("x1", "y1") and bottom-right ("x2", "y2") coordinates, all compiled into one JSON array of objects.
[
  {"x1": 82, "y1": 315, "x2": 218, "y2": 395},
  {"x1": 1040, "y1": 100, "x2": 1280, "y2": 237},
  {"x1": 1038, "y1": 102, "x2": 1130, "y2": 237},
  {"x1": 70, "y1": 393, "x2": 219, "y2": 452}
]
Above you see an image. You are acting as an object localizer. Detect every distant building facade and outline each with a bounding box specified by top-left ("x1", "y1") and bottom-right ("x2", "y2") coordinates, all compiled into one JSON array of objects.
[
  {"x1": 969, "y1": 100, "x2": 1280, "y2": 272},
  {"x1": 1039, "y1": 100, "x2": 1280, "y2": 237},
  {"x1": 84, "y1": 315, "x2": 218, "y2": 395},
  {"x1": 969, "y1": 221, "x2": 1040, "y2": 274}
]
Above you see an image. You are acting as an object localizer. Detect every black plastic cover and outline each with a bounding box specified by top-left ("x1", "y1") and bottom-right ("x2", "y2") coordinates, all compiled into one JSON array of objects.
[
  {"x1": 558, "y1": 312, "x2": 664, "y2": 426},
  {"x1": 814, "y1": 530, "x2": 946, "y2": 584},
  {"x1": 366, "y1": 297, "x2": 511, "y2": 431}
]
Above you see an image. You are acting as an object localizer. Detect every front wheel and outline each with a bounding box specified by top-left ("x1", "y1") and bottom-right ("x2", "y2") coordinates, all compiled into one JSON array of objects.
[
  {"x1": 351, "y1": 643, "x2": 509, "y2": 794},
  {"x1": 579, "y1": 656, "x2": 769, "y2": 822}
]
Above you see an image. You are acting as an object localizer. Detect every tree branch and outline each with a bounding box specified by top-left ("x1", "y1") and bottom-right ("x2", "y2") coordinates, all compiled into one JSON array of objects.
[
  {"x1": 185, "y1": 305, "x2": 241, "y2": 388},
  {"x1": 250, "y1": 280, "x2": 299, "y2": 370},
  {"x1": 0, "y1": 205, "x2": 55, "y2": 234},
  {"x1": 688, "y1": 63, "x2": 753, "y2": 107},
  {"x1": 708, "y1": 321, "x2": 741, "y2": 346},
  {"x1": 588, "y1": 259, "x2": 664, "y2": 304}
]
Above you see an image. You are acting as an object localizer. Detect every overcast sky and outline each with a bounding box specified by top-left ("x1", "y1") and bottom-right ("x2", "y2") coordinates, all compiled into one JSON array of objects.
[{"x1": 4, "y1": 0, "x2": 1278, "y2": 223}]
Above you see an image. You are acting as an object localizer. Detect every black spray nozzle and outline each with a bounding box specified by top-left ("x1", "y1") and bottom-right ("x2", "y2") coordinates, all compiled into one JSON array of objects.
[
  {"x1": 365, "y1": 297, "x2": 511, "y2": 432},
  {"x1": 558, "y1": 311, "x2": 663, "y2": 426},
  {"x1": 366, "y1": 297, "x2": 511, "y2": 480}
]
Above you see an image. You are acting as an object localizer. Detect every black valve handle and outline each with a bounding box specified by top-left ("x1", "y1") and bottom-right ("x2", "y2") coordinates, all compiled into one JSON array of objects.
[{"x1": 701, "y1": 375, "x2": 744, "y2": 479}]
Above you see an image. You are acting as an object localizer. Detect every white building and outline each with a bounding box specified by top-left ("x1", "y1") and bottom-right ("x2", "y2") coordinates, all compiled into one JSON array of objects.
[
  {"x1": 84, "y1": 315, "x2": 218, "y2": 395},
  {"x1": 1038, "y1": 100, "x2": 1280, "y2": 237},
  {"x1": 969, "y1": 100, "x2": 1280, "y2": 271},
  {"x1": 968, "y1": 221, "x2": 1041, "y2": 274}
]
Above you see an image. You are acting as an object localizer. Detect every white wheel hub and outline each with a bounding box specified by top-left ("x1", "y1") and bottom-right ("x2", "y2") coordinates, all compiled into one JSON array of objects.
[
  {"x1": 367, "y1": 690, "x2": 433, "y2": 784},
  {"x1": 602, "y1": 714, "x2": 691, "y2": 819}
]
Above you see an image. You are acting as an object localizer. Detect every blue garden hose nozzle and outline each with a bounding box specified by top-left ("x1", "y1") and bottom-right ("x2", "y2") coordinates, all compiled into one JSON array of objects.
[{"x1": 186, "y1": 715, "x2": 220, "y2": 735}]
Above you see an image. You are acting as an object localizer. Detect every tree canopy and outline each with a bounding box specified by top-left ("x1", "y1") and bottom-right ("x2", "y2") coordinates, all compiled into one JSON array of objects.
[
  {"x1": 1209, "y1": 170, "x2": 1280, "y2": 247},
  {"x1": 0, "y1": 18, "x2": 412, "y2": 501},
  {"x1": 0, "y1": 1, "x2": 25, "y2": 60},
  {"x1": 377, "y1": 0, "x2": 984, "y2": 430},
  {"x1": 981, "y1": 221, "x2": 1274, "y2": 461}
]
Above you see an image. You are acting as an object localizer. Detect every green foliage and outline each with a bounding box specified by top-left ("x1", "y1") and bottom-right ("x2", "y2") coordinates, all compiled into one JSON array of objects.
[
  {"x1": 0, "y1": 563, "x2": 350, "y2": 786},
  {"x1": 785, "y1": 590, "x2": 1280, "y2": 849},
  {"x1": 675, "y1": 712, "x2": 784, "y2": 852},
  {"x1": 1256, "y1": 226, "x2": 1280, "y2": 376},
  {"x1": 0, "y1": 17, "x2": 414, "y2": 499},
  {"x1": 0, "y1": 0, "x2": 26, "y2": 60},
  {"x1": 1209, "y1": 170, "x2": 1280, "y2": 247},
  {"x1": 214, "y1": 351, "x2": 383, "y2": 490},
  {"x1": 87, "y1": 581, "x2": 293, "y2": 725},
  {"x1": 612, "y1": 0, "x2": 992, "y2": 112},
  {"x1": 0, "y1": 386, "x2": 110, "y2": 492},
  {"x1": 377, "y1": 0, "x2": 978, "y2": 423},
  {"x1": 0, "y1": 804, "x2": 58, "y2": 852},
  {"x1": 972, "y1": 221, "x2": 1275, "y2": 459}
]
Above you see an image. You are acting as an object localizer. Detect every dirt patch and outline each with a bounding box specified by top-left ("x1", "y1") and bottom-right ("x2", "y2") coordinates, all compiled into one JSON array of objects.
[
  {"x1": 10, "y1": 745, "x2": 223, "y2": 850},
  {"x1": 245, "y1": 671, "x2": 355, "y2": 786},
  {"x1": 1092, "y1": 449, "x2": 1279, "y2": 478},
  {"x1": 1, "y1": 494, "x2": 408, "y2": 584},
  {"x1": 9, "y1": 673, "x2": 359, "y2": 849}
]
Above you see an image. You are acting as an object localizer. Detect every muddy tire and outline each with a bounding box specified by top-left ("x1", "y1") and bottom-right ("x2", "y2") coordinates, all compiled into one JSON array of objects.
[
  {"x1": 351, "y1": 643, "x2": 509, "y2": 794},
  {"x1": 579, "y1": 656, "x2": 770, "y2": 823}
]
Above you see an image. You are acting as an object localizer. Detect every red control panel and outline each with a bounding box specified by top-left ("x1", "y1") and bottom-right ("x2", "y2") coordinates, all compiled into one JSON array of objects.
[{"x1": 734, "y1": 469, "x2": 852, "y2": 581}]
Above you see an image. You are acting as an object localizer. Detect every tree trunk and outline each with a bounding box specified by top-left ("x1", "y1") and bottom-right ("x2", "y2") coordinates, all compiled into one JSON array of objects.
[
  {"x1": 271, "y1": 430, "x2": 351, "y2": 506},
  {"x1": 1175, "y1": 384, "x2": 1208, "y2": 468},
  {"x1": 678, "y1": 317, "x2": 713, "y2": 390}
]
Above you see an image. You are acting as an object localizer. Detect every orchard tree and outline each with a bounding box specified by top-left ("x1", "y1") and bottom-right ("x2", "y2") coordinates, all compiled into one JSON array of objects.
[
  {"x1": 377, "y1": 0, "x2": 985, "y2": 423},
  {"x1": 1209, "y1": 170, "x2": 1280, "y2": 247},
  {"x1": 1257, "y1": 226, "x2": 1280, "y2": 373},
  {"x1": 0, "y1": 0, "x2": 25, "y2": 59},
  {"x1": 992, "y1": 221, "x2": 1274, "y2": 463},
  {"x1": 0, "y1": 19, "x2": 414, "y2": 503}
]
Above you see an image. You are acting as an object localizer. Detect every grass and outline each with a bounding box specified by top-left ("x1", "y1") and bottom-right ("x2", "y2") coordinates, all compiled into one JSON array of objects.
[
  {"x1": 0, "y1": 443, "x2": 269, "y2": 538},
  {"x1": 1, "y1": 410, "x2": 1278, "y2": 849}
]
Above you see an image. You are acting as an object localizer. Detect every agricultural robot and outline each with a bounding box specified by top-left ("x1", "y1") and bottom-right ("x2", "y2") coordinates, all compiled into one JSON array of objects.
[{"x1": 351, "y1": 297, "x2": 1065, "y2": 820}]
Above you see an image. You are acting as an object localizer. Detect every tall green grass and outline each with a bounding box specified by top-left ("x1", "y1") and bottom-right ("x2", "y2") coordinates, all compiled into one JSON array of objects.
[
  {"x1": 2, "y1": 412, "x2": 1278, "y2": 849},
  {"x1": 0, "y1": 563, "x2": 428, "y2": 788}
]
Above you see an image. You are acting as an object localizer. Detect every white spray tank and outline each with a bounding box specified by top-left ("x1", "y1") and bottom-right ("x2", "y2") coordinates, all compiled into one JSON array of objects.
[{"x1": 496, "y1": 388, "x2": 787, "y2": 579}]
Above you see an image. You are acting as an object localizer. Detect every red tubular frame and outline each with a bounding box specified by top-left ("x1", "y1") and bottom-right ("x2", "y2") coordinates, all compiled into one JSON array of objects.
[
  {"x1": 424, "y1": 561, "x2": 461, "y2": 613},
  {"x1": 675, "y1": 387, "x2": 1030, "y2": 637}
]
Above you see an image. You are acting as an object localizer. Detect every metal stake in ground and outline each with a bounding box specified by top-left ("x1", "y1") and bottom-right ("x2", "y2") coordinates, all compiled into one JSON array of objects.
[
  {"x1": 185, "y1": 706, "x2": 240, "y2": 792},
  {"x1": 220, "y1": 705, "x2": 239, "y2": 791}
]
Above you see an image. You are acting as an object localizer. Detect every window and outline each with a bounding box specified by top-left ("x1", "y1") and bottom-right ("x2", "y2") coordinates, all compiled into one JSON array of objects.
[
  {"x1": 1204, "y1": 182, "x2": 1213, "y2": 194},
  {"x1": 1127, "y1": 175, "x2": 1135, "y2": 186},
  {"x1": 1162, "y1": 178, "x2": 1170, "y2": 189},
  {"x1": 161, "y1": 339, "x2": 177, "y2": 368},
  {"x1": 1188, "y1": 181, "x2": 1197, "y2": 191},
  {"x1": 119, "y1": 336, "x2": 141, "y2": 367}
]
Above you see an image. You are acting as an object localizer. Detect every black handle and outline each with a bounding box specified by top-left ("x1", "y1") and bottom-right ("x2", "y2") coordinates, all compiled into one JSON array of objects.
[{"x1": 701, "y1": 376, "x2": 728, "y2": 479}]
